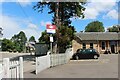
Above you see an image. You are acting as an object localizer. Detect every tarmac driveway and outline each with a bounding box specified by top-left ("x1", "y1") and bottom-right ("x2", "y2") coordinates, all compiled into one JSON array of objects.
[{"x1": 24, "y1": 54, "x2": 118, "y2": 78}]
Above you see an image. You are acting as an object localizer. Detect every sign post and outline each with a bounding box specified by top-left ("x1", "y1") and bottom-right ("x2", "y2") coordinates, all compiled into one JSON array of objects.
[
  {"x1": 50, "y1": 34, "x2": 53, "y2": 54},
  {"x1": 46, "y1": 24, "x2": 56, "y2": 66}
]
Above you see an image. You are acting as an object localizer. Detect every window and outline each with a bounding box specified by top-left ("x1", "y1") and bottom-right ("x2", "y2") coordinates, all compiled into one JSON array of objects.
[
  {"x1": 101, "y1": 41, "x2": 105, "y2": 50},
  {"x1": 90, "y1": 43, "x2": 93, "y2": 49},
  {"x1": 82, "y1": 43, "x2": 86, "y2": 49}
]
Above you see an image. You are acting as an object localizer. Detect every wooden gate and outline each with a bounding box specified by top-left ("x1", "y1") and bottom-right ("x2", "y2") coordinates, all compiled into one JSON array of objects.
[{"x1": 0, "y1": 57, "x2": 23, "y2": 79}]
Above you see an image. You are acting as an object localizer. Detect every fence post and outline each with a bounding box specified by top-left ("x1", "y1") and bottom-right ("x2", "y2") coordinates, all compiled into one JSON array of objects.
[
  {"x1": 3, "y1": 58, "x2": 10, "y2": 78},
  {"x1": 35, "y1": 57, "x2": 38, "y2": 75},
  {"x1": 19, "y1": 57, "x2": 23, "y2": 78},
  {"x1": 0, "y1": 64, "x2": 3, "y2": 80}
]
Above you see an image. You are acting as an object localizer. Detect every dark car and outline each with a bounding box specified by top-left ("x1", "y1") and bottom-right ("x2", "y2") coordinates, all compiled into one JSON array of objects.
[{"x1": 72, "y1": 49, "x2": 100, "y2": 60}]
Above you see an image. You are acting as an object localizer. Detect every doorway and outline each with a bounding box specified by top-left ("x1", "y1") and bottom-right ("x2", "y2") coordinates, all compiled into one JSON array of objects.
[{"x1": 111, "y1": 45, "x2": 115, "y2": 53}]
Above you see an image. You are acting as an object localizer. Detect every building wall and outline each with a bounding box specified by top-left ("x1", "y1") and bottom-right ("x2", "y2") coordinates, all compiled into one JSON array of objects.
[
  {"x1": 72, "y1": 39, "x2": 98, "y2": 53},
  {"x1": 72, "y1": 39, "x2": 81, "y2": 53},
  {"x1": 72, "y1": 39, "x2": 119, "y2": 54}
]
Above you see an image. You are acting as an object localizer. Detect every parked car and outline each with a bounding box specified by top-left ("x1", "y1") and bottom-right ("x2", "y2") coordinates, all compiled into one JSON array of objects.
[{"x1": 72, "y1": 49, "x2": 100, "y2": 60}]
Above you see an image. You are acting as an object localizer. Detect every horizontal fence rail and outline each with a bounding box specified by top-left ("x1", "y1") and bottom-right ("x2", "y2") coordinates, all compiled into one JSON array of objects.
[{"x1": 0, "y1": 57, "x2": 23, "y2": 79}]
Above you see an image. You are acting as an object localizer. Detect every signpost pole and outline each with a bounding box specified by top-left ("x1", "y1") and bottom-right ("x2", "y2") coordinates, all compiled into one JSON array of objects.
[
  {"x1": 46, "y1": 24, "x2": 56, "y2": 67},
  {"x1": 50, "y1": 34, "x2": 53, "y2": 66},
  {"x1": 50, "y1": 34, "x2": 53, "y2": 55}
]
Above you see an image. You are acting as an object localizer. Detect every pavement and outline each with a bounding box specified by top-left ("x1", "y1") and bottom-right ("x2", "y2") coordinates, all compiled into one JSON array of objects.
[{"x1": 24, "y1": 54, "x2": 118, "y2": 78}]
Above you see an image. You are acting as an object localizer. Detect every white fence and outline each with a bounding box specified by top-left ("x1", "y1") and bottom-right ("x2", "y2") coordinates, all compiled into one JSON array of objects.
[
  {"x1": 0, "y1": 64, "x2": 2, "y2": 80},
  {"x1": 51, "y1": 48, "x2": 73, "y2": 67},
  {"x1": 36, "y1": 53, "x2": 50, "y2": 74},
  {"x1": 0, "y1": 57, "x2": 23, "y2": 79},
  {"x1": 36, "y1": 48, "x2": 73, "y2": 74}
]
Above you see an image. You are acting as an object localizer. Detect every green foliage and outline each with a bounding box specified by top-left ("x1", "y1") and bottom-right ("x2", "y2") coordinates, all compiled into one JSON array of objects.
[
  {"x1": 2, "y1": 38, "x2": 15, "y2": 52},
  {"x1": 33, "y1": 2, "x2": 86, "y2": 27},
  {"x1": 38, "y1": 31, "x2": 50, "y2": 44},
  {"x1": 38, "y1": 26, "x2": 75, "y2": 52},
  {"x1": 29, "y1": 36, "x2": 36, "y2": 42},
  {"x1": 1, "y1": 31, "x2": 27, "y2": 52},
  {"x1": 107, "y1": 25, "x2": 120, "y2": 32},
  {"x1": 85, "y1": 21, "x2": 105, "y2": 32},
  {"x1": 11, "y1": 31, "x2": 27, "y2": 52},
  {"x1": 57, "y1": 26, "x2": 75, "y2": 52}
]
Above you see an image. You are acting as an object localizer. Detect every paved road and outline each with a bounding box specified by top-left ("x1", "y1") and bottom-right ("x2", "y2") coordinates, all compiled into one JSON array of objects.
[{"x1": 24, "y1": 54, "x2": 118, "y2": 78}]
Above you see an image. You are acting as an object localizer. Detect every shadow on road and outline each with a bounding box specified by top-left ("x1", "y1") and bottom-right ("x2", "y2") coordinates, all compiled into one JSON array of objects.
[{"x1": 10, "y1": 55, "x2": 36, "y2": 62}]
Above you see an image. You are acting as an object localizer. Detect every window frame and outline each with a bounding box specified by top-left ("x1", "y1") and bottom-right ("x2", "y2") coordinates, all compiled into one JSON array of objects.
[
  {"x1": 82, "y1": 43, "x2": 86, "y2": 49},
  {"x1": 90, "y1": 43, "x2": 93, "y2": 49}
]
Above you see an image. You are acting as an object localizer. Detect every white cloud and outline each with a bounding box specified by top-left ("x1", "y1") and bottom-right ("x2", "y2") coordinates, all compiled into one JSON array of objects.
[
  {"x1": 84, "y1": 0, "x2": 116, "y2": 19},
  {"x1": 28, "y1": 23, "x2": 38, "y2": 29},
  {"x1": 105, "y1": 9, "x2": 118, "y2": 19},
  {"x1": 0, "y1": 14, "x2": 41, "y2": 41},
  {"x1": 22, "y1": 27, "x2": 41, "y2": 41},
  {"x1": 23, "y1": 23, "x2": 41, "y2": 41},
  {"x1": 0, "y1": 14, "x2": 21, "y2": 39},
  {"x1": 40, "y1": 21, "x2": 51, "y2": 27},
  {"x1": 17, "y1": 0, "x2": 32, "y2": 7}
]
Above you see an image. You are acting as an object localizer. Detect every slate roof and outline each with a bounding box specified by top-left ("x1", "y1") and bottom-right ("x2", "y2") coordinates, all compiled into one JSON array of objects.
[{"x1": 75, "y1": 32, "x2": 120, "y2": 40}]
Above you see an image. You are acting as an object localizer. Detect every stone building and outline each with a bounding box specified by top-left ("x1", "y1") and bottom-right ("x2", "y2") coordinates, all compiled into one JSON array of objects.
[{"x1": 72, "y1": 32, "x2": 120, "y2": 54}]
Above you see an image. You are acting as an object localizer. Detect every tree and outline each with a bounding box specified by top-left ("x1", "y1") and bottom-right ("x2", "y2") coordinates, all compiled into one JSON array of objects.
[
  {"x1": 2, "y1": 38, "x2": 15, "y2": 52},
  {"x1": 85, "y1": 21, "x2": 105, "y2": 32},
  {"x1": 34, "y1": 2, "x2": 86, "y2": 52},
  {"x1": 107, "y1": 25, "x2": 120, "y2": 32},
  {"x1": 38, "y1": 31, "x2": 50, "y2": 44},
  {"x1": 57, "y1": 26, "x2": 75, "y2": 52},
  {"x1": 11, "y1": 31, "x2": 27, "y2": 52},
  {"x1": 39, "y1": 26, "x2": 75, "y2": 52},
  {"x1": 29, "y1": 36, "x2": 36, "y2": 42},
  {"x1": 33, "y1": 2, "x2": 86, "y2": 27}
]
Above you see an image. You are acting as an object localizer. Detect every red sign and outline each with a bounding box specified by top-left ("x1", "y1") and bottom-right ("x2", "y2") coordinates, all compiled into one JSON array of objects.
[
  {"x1": 46, "y1": 24, "x2": 56, "y2": 29},
  {"x1": 46, "y1": 24, "x2": 56, "y2": 33}
]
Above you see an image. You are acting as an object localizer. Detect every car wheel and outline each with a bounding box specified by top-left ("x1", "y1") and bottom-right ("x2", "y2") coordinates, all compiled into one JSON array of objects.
[
  {"x1": 75, "y1": 56, "x2": 79, "y2": 60},
  {"x1": 94, "y1": 55, "x2": 98, "y2": 59}
]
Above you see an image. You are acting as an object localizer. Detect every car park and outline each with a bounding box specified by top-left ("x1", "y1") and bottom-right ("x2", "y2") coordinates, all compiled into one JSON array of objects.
[{"x1": 72, "y1": 49, "x2": 100, "y2": 60}]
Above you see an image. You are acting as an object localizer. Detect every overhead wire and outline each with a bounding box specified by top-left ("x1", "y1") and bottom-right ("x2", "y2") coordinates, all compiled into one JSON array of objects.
[{"x1": 17, "y1": 1, "x2": 41, "y2": 36}]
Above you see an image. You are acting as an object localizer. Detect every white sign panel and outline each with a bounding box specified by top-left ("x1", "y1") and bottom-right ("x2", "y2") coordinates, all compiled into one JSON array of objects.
[{"x1": 50, "y1": 36, "x2": 53, "y2": 42}]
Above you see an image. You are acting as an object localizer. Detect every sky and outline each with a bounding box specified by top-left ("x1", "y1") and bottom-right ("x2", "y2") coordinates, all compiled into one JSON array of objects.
[{"x1": 0, "y1": 0, "x2": 119, "y2": 41}]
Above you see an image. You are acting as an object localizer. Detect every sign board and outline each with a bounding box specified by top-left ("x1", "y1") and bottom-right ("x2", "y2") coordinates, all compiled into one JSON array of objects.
[
  {"x1": 46, "y1": 24, "x2": 56, "y2": 34},
  {"x1": 50, "y1": 36, "x2": 53, "y2": 42}
]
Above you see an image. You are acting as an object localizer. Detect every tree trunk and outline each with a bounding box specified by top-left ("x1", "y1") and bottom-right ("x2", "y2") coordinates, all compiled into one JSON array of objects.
[{"x1": 54, "y1": 2, "x2": 59, "y2": 54}]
